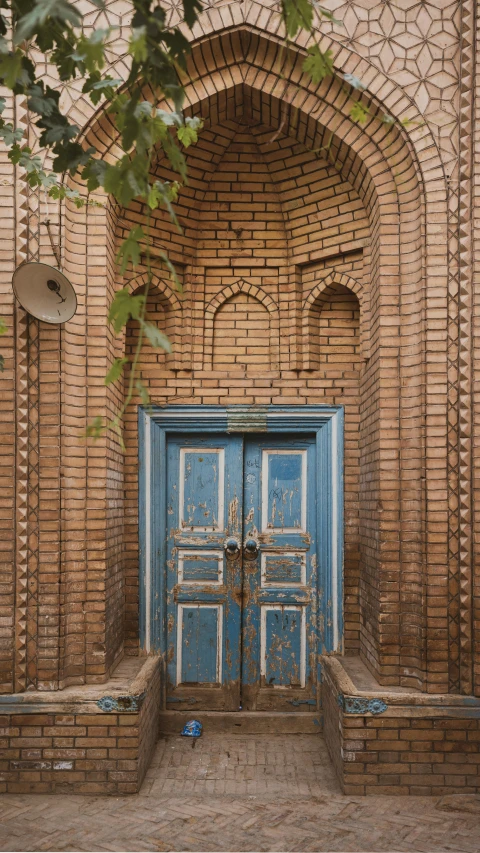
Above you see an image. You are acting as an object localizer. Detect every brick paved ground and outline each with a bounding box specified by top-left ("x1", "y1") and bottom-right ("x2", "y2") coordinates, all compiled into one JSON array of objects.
[{"x1": 1, "y1": 735, "x2": 480, "y2": 852}]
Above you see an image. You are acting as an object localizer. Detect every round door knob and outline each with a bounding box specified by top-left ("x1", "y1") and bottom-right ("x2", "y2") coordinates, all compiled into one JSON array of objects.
[
  {"x1": 243, "y1": 537, "x2": 259, "y2": 559},
  {"x1": 224, "y1": 537, "x2": 240, "y2": 557}
]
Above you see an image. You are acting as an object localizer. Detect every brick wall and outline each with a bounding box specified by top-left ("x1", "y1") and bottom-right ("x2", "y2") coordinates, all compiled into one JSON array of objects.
[
  {"x1": 323, "y1": 657, "x2": 480, "y2": 795},
  {"x1": 0, "y1": 657, "x2": 161, "y2": 794},
  {"x1": 119, "y1": 121, "x2": 366, "y2": 657},
  {"x1": 1, "y1": 14, "x2": 476, "y2": 713}
]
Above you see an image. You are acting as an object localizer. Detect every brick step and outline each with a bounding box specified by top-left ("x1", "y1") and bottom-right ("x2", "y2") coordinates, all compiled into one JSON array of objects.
[{"x1": 159, "y1": 710, "x2": 322, "y2": 735}]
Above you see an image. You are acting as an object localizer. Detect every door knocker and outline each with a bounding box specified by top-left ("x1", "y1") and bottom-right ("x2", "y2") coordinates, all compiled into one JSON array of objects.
[{"x1": 243, "y1": 537, "x2": 259, "y2": 559}]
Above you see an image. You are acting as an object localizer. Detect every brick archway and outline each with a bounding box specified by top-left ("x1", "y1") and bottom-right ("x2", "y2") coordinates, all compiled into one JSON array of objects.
[
  {"x1": 54, "y1": 22, "x2": 447, "y2": 692},
  {"x1": 204, "y1": 279, "x2": 280, "y2": 370},
  {"x1": 126, "y1": 271, "x2": 184, "y2": 370},
  {"x1": 302, "y1": 272, "x2": 365, "y2": 369}
]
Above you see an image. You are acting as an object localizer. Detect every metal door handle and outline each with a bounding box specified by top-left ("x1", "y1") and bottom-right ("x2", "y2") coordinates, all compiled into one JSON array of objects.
[
  {"x1": 224, "y1": 537, "x2": 240, "y2": 557},
  {"x1": 243, "y1": 537, "x2": 259, "y2": 559}
]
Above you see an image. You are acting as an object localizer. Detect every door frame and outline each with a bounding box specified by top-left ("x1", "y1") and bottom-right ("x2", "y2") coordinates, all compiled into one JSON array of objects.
[{"x1": 138, "y1": 404, "x2": 344, "y2": 661}]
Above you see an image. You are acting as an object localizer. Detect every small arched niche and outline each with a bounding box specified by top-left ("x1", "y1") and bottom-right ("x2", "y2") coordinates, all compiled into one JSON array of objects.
[
  {"x1": 124, "y1": 279, "x2": 181, "y2": 374},
  {"x1": 303, "y1": 278, "x2": 363, "y2": 373},
  {"x1": 212, "y1": 292, "x2": 271, "y2": 375}
]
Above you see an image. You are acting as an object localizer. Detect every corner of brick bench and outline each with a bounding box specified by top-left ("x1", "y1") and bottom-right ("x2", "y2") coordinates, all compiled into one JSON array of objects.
[
  {"x1": 321, "y1": 655, "x2": 480, "y2": 796},
  {"x1": 0, "y1": 655, "x2": 161, "y2": 795}
]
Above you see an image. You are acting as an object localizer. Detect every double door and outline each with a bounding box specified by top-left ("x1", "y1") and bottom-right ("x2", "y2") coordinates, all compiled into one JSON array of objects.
[{"x1": 165, "y1": 433, "x2": 319, "y2": 711}]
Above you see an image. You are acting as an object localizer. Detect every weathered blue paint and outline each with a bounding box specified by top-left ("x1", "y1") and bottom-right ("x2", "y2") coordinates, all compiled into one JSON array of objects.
[
  {"x1": 266, "y1": 452, "x2": 304, "y2": 529},
  {"x1": 265, "y1": 608, "x2": 303, "y2": 686},
  {"x1": 182, "y1": 450, "x2": 221, "y2": 529},
  {"x1": 181, "y1": 554, "x2": 221, "y2": 582},
  {"x1": 138, "y1": 405, "x2": 344, "y2": 708},
  {"x1": 263, "y1": 553, "x2": 304, "y2": 585},
  {"x1": 180, "y1": 606, "x2": 219, "y2": 683},
  {"x1": 138, "y1": 409, "x2": 147, "y2": 649},
  {"x1": 242, "y1": 435, "x2": 317, "y2": 709},
  {"x1": 337, "y1": 695, "x2": 388, "y2": 715},
  {"x1": 97, "y1": 693, "x2": 145, "y2": 713},
  {"x1": 165, "y1": 434, "x2": 243, "y2": 710}
]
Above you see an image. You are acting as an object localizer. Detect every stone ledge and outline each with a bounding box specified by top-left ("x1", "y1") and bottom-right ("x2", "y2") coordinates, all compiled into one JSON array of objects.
[
  {"x1": 0, "y1": 656, "x2": 158, "y2": 716},
  {"x1": 322, "y1": 655, "x2": 480, "y2": 716}
]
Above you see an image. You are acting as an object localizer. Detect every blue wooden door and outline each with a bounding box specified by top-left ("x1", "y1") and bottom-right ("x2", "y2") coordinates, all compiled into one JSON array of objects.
[
  {"x1": 166, "y1": 434, "x2": 243, "y2": 710},
  {"x1": 165, "y1": 433, "x2": 318, "y2": 711},
  {"x1": 242, "y1": 436, "x2": 317, "y2": 710}
]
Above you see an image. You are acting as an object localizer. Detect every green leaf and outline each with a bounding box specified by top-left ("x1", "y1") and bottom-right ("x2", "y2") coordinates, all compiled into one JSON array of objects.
[
  {"x1": 0, "y1": 353, "x2": 4, "y2": 372},
  {"x1": 161, "y1": 132, "x2": 187, "y2": 180},
  {"x1": 128, "y1": 26, "x2": 147, "y2": 63},
  {"x1": 303, "y1": 45, "x2": 333, "y2": 84},
  {"x1": 350, "y1": 102, "x2": 369, "y2": 123},
  {"x1": 0, "y1": 317, "x2": 7, "y2": 335},
  {"x1": 135, "y1": 378, "x2": 150, "y2": 406},
  {"x1": 71, "y1": 29, "x2": 110, "y2": 74},
  {"x1": 0, "y1": 97, "x2": 5, "y2": 113},
  {"x1": 14, "y1": 0, "x2": 82, "y2": 45},
  {"x1": 147, "y1": 180, "x2": 180, "y2": 229},
  {"x1": 26, "y1": 83, "x2": 58, "y2": 116},
  {"x1": 82, "y1": 158, "x2": 107, "y2": 192},
  {"x1": 108, "y1": 286, "x2": 145, "y2": 333},
  {"x1": 104, "y1": 356, "x2": 129, "y2": 385},
  {"x1": 156, "y1": 109, "x2": 182, "y2": 127},
  {"x1": 142, "y1": 322, "x2": 172, "y2": 352},
  {"x1": 103, "y1": 155, "x2": 149, "y2": 207},
  {"x1": 281, "y1": 0, "x2": 313, "y2": 37},
  {"x1": 115, "y1": 227, "x2": 145, "y2": 274},
  {"x1": 0, "y1": 51, "x2": 32, "y2": 90},
  {"x1": 85, "y1": 415, "x2": 105, "y2": 439},
  {"x1": 0, "y1": 122, "x2": 24, "y2": 146},
  {"x1": 183, "y1": 0, "x2": 203, "y2": 28},
  {"x1": 177, "y1": 116, "x2": 203, "y2": 148},
  {"x1": 51, "y1": 141, "x2": 94, "y2": 174},
  {"x1": 82, "y1": 75, "x2": 121, "y2": 106}
]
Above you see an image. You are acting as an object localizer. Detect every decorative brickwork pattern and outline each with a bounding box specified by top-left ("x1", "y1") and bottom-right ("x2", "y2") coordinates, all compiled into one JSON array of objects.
[
  {"x1": 0, "y1": 0, "x2": 479, "y2": 799},
  {"x1": 62, "y1": 23, "x2": 441, "y2": 689}
]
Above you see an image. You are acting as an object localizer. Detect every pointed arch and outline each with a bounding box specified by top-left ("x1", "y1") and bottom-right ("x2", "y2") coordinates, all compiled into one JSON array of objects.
[
  {"x1": 302, "y1": 272, "x2": 365, "y2": 370},
  {"x1": 57, "y1": 19, "x2": 447, "y2": 688},
  {"x1": 126, "y1": 271, "x2": 184, "y2": 368},
  {"x1": 204, "y1": 279, "x2": 279, "y2": 370}
]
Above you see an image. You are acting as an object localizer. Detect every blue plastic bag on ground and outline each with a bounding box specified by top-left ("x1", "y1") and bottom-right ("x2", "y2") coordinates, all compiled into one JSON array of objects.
[{"x1": 181, "y1": 719, "x2": 202, "y2": 737}]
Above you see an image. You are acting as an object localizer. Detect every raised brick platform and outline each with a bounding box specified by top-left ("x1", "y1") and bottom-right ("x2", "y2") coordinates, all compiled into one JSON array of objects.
[
  {"x1": 0, "y1": 656, "x2": 161, "y2": 794},
  {"x1": 322, "y1": 656, "x2": 480, "y2": 795}
]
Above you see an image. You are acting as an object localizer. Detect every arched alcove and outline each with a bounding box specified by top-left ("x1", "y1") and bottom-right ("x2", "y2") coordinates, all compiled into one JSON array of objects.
[
  {"x1": 302, "y1": 272, "x2": 366, "y2": 370},
  {"x1": 205, "y1": 279, "x2": 280, "y2": 371},
  {"x1": 54, "y1": 22, "x2": 447, "y2": 689},
  {"x1": 310, "y1": 284, "x2": 361, "y2": 371},
  {"x1": 212, "y1": 292, "x2": 271, "y2": 374}
]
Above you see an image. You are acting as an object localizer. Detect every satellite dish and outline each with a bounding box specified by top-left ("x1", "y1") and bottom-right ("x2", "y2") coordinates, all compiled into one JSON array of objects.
[{"x1": 12, "y1": 262, "x2": 77, "y2": 324}]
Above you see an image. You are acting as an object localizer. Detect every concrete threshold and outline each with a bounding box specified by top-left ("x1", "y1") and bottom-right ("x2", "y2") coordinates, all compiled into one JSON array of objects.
[{"x1": 159, "y1": 709, "x2": 321, "y2": 734}]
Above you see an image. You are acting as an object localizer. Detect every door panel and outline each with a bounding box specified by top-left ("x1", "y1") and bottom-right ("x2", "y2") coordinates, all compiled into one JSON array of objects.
[
  {"x1": 164, "y1": 432, "x2": 318, "y2": 712},
  {"x1": 166, "y1": 435, "x2": 243, "y2": 710},
  {"x1": 242, "y1": 437, "x2": 318, "y2": 711}
]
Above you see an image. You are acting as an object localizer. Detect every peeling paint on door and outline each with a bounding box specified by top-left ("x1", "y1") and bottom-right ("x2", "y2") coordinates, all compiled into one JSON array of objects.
[{"x1": 164, "y1": 431, "x2": 319, "y2": 712}]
